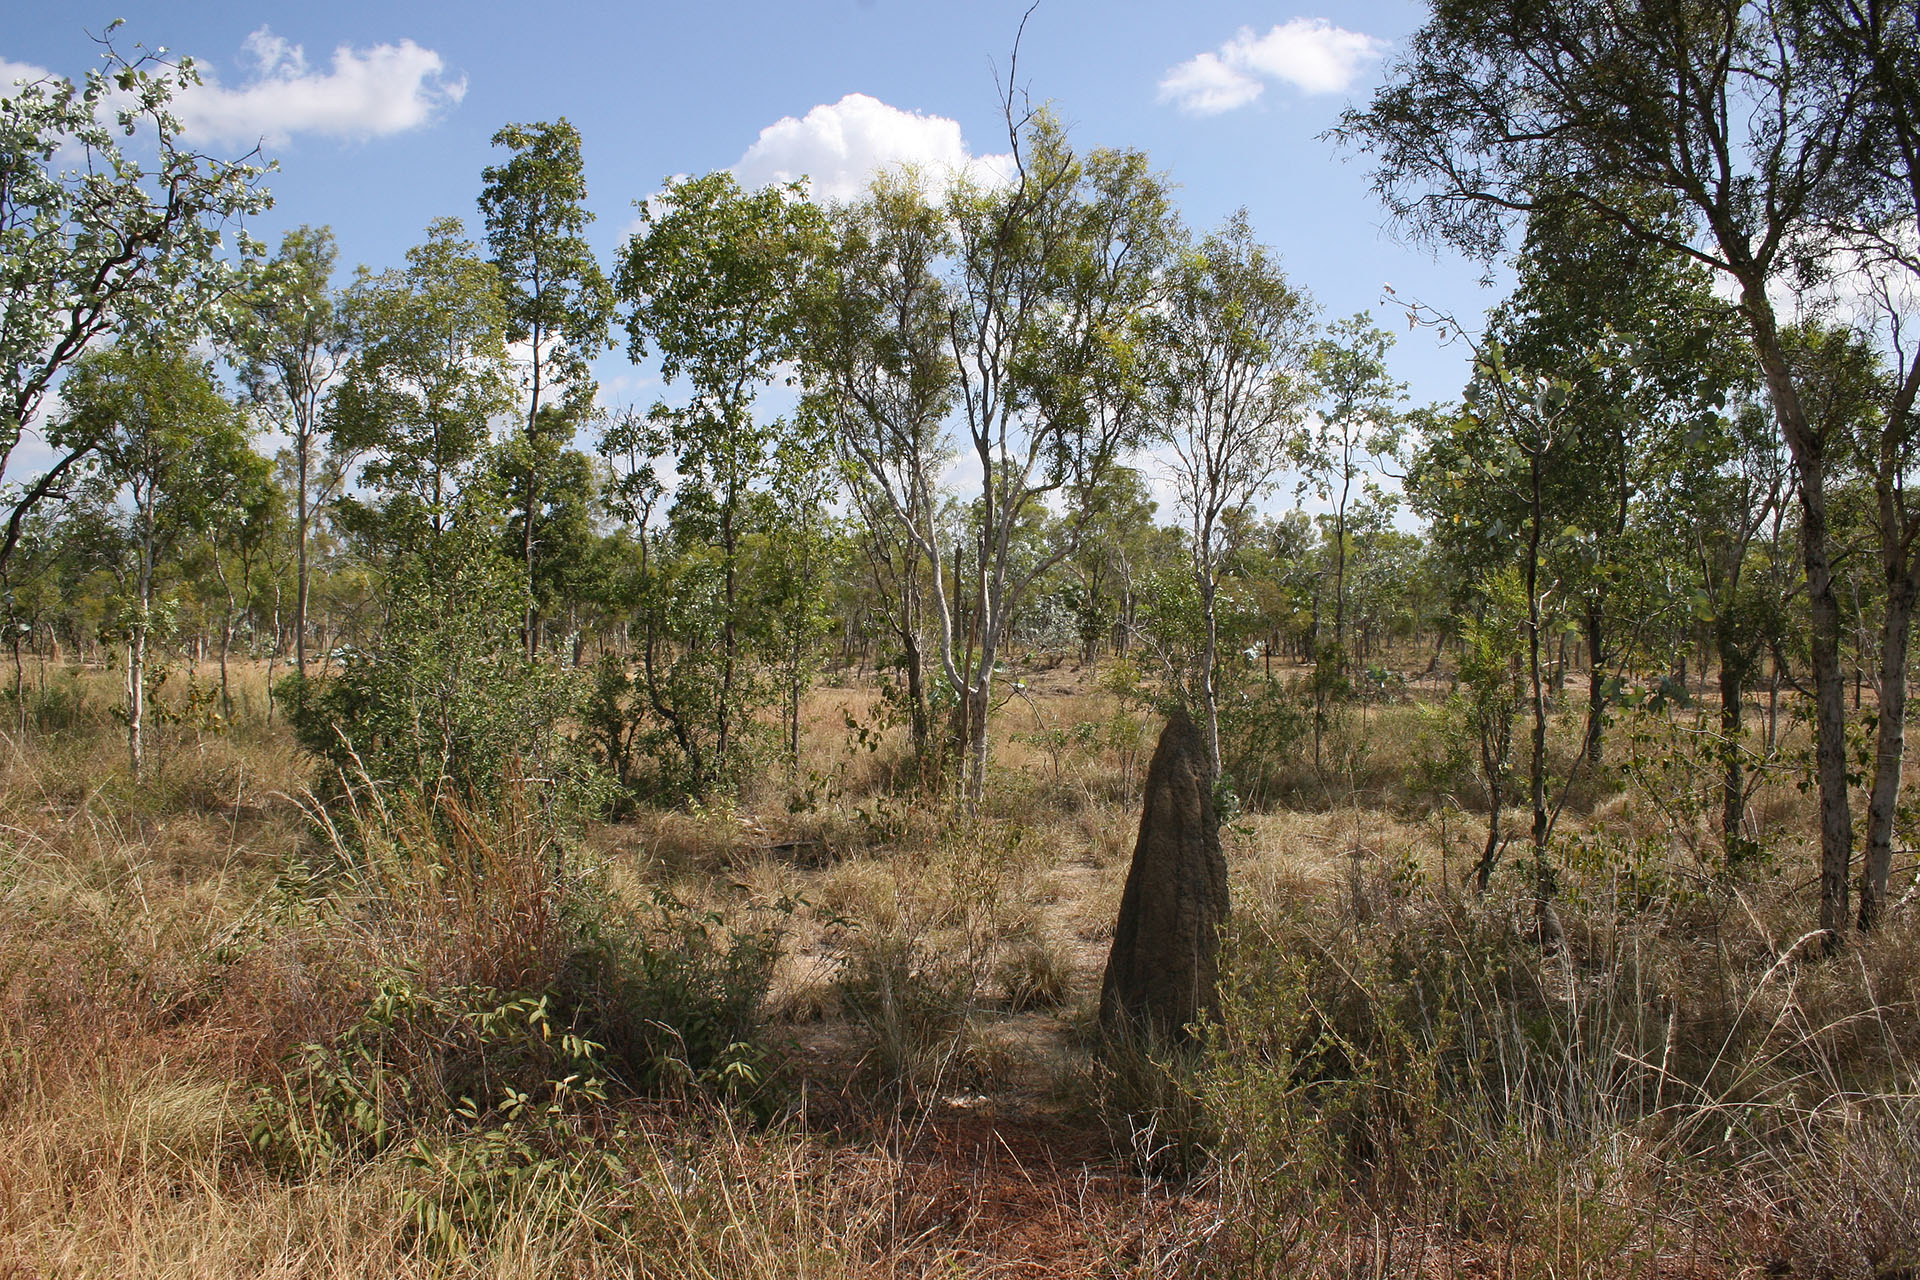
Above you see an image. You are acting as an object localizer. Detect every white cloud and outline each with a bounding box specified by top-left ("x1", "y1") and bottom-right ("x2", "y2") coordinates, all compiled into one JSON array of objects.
[
  {"x1": 1, "y1": 57, "x2": 52, "y2": 96},
  {"x1": 1160, "y1": 18, "x2": 1387, "y2": 115},
  {"x1": 171, "y1": 27, "x2": 465, "y2": 146},
  {"x1": 1156, "y1": 52, "x2": 1263, "y2": 116},
  {"x1": 732, "y1": 92, "x2": 1013, "y2": 203}
]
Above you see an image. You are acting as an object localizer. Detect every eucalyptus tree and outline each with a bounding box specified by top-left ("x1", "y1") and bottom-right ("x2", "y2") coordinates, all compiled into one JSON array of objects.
[
  {"x1": 1497, "y1": 186, "x2": 1747, "y2": 767},
  {"x1": 1336, "y1": 0, "x2": 1920, "y2": 935},
  {"x1": 1066, "y1": 465, "x2": 1163, "y2": 665},
  {"x1": 330, "y1": 219, "x2": 517, "y2": 562},
  {"x1": 1413, "y1": 348, "x2": 1585, "y2": 911},
  {"x1": 1649, "y1": 392, "x2": 1790, "y2": 858},
  {"x1": 192, "y1": 431, "x2": 277, "y2": 719},
  {"x1": 1147, "y1": 211, "x2": 1313, "y2": 780},
  {"x1": 225, "y1": 226, "x2": 351, "y2": 678},
  {"x1": 1, "y1": 36, "x2": 271, "y2": 576},
  {"x1": 1303, "y1": 314, "x2": 1407, "y2": 669},
  {"x1": 1782, "y1": 323, "x2": 1905, "y2": 924},
  {"x1": 479, "y1": 119, "x2": 614, "y2": 657},
  {"x1": 56, "y1": 342, "x2": 255, "y2": 777},
  {"x1": 810, "y1": 113, "x2": 1174, "y2": 805},
  {"x1": 613, "y1": 172, "x2": 825, "y2": 795},
  {"x1": 801, "y1": 172, "x2": 956, "y2": 775}
]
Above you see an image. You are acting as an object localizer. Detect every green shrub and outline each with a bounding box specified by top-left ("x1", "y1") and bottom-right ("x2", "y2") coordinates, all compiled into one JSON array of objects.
[
  {"x1": 253, "y1": 771, "x2": 789, "y2": 1196},
  {"x1": 1217, "y1": 677, "x2": 1310, "y2": 809},
  {"x1": 558, "y1": 888, "x2": 787, "y2": 1102},
  {"x1": 281, "y1": 528, "x2": 602, "y2": 815},
  {"x1": 249, "y1": 980, "x2": 609, "y2": 1164}
]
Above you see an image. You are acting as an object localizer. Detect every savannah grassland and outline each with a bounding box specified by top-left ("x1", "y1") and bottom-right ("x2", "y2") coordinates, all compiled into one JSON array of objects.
[{"x1": 2, "y1": 652, "x2": 1918, "y2": 1279}]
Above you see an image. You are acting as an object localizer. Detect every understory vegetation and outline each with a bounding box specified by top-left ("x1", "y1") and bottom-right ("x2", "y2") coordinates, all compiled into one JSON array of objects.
[{"x1": 2, "y1": 657, "x2": 1917, "y2": 1278}]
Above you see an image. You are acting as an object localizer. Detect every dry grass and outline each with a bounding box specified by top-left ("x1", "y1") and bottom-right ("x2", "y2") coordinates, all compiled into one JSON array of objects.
[{"x1": 3, "y1": 655, "x2": 1919, "y2": 1276}]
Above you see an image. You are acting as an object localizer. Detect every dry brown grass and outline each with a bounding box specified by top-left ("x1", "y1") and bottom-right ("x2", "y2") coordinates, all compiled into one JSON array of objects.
[{"x1": 4, "y1": 655, "x2": 1920, "y2": 1277}]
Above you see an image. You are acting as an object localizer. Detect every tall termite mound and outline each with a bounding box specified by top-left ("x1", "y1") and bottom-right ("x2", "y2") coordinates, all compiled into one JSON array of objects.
[{"x1": 1099, "y1": 707, "x2": 1230, "y2": 1043}]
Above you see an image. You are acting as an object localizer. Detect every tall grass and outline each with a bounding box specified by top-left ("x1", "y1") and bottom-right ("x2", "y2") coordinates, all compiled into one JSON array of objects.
[{"x1": 3, "y1": 656, "x2": 1918, "y2": 1276}]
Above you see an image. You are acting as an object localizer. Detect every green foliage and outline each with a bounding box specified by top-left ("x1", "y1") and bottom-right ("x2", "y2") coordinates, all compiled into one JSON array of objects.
[
  {"x1": 330, "y1": 218, "x2": 516, "y2": 555},
  {"x1": 479, "y1": 117, "x2": 612, "y2": 430},
  {"x1": 1215, "y1": 678, "x2": 1311, "y2": 811},
  {"x1": 558, "y1": 888, "x2": 786, "y2": 1101},
  {"x1": 283, "y1": 519, "x2": 597, "y2": 812},
  {"x1": 0, "y1": 35, "x2": 269, "y2": 573},
  {"x1": 601, "y1": 173, "x2": 832, "y2": 799},
  {"x1": 251, "y1": 980, "x2": 609, "y2": 1163}
]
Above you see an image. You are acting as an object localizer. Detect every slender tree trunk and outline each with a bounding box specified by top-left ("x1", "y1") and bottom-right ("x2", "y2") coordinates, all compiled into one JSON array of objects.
[
  {"x1": 1719, "y1": 638, "x2": 1747, "y2": 860},
  {"x1": 1525, "y1": 452, "x2": 1562, "y2": 949},
  {"x1": 1750, "y1": 291, "x2": 1852, "y2": 938},
  {"x1": 265, "y1": 585, "x2": 280, "y2": 722},
  {"x1": 212, "y1": 555, "x2": 237, "y2": 722},
  {"x1": 1333, "y1": 495, "x2": 1349, "y2": 660},
  {"x1": 1585, "y1": 604, "x2": 1607, "y2": 766},
  {"x1": 218, "y1": 618, "x2": 232, "y2": 722},
  {"x1": 1862, "y1": 570, "x2": 1917, "y2": 929},
  {"x1": 1199, "y1": 557, "x2": 1223, "y2": 783},
  {"x1": 1767, "y1": 659, "x2": 1780, "y2": 753},
  {"x1": 1476, "y1": 729, "x2": 1503, "y2": 894},
  {"x1": 904, "y1": 631, "x2": 930, "y2": 766},
  {"x1": 126, "y1": 633, "x2": 144, "y2": 779},
  {"x1": 1800, "y1": 474, "x2": 1854, "y2": 936},
  {"x1": 11, "y1": 635, "x2": 24, "y2": 733},
  {"x1": 526, "y1": 342, "x2": 542, "y2": 663},
  {"x1": 128, "y1": 492, "x2": 155, "y2": 780},
  {"x1": 965, "y1": 676, "x2": 991, "y2": 808},
  {"x1": 296, "y1": 442, "x2": 309, "y2": 680}
]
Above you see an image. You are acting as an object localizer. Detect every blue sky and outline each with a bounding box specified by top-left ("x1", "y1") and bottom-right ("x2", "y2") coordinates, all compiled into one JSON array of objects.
[{"x1": 6, "y1": 2, "x2": 1502, "y2": 441}]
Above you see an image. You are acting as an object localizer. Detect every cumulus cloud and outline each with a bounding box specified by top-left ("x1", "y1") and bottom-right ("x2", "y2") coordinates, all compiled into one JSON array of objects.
[
  {"x1": 171, "y1": 27, "x2": 465, "y2": 146},
  {"x1": 1, "y1": 57, "x2": 52, "y2": 95},
  {"x1": 732, "y1": 92, "x2": 1013, "y2": 203},
  {"x1": 1159, "y1": 18, "x2": 1387, "y2": 115}
]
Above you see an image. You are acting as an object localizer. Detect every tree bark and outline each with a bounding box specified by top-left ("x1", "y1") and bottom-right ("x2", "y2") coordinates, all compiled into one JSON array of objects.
[
  {"x1": 1719, "y1": 639, "x2": 1747, "y2": 860},
  {"x1": 1746, "y1": 287, "x2": 1852, "y2": 938},
  {"x1": 1862, "y1": 569, "x2": 1916, "y2": 928},
  {"x1": 1585, "y1": 604, "x2": 1607, "y2": 766}
]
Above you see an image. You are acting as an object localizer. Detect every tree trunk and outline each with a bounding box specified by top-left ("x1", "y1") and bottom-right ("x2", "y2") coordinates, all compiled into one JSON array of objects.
[
  {"x1": 1800, "y1": 475, "x2": 1854, "y2": 937},
  {"x1": 964, "y1": 677, "x2": 991, "y2": 809},
  {"x1": 10, "y1": 635, "x2": 24, "y2": 733},
  {"x1": 1525, "y1": 452, "x2": 1562, "y2": 950},
  {"x1": 520, "y1": 325, "x2": 546, "y2": 664},
  {"x1": 903, "y1": 629, "x2": 930, "y2": 767},
  {"x1": 1585, "y1": 604, "x2": 1607, "y2": 766},
  {"x1": 1861, "y1": 570, "x2": 1917, "y2": 929},
  {"x1": 127, "y1": 627, "x2": 145, "y2": 780},
  {"x1": 1199, "y1": 573, "x2": 1223, "y2": 783},
  {"x1": 716, "y1": 491, "x2": 738, "y2": 782},
  {"x1": 295, "y1": 442, "x2": 309, "y2": 680},
  {"x1": 1719, "y1": 640, "x2": 1747, "y2": 862}
]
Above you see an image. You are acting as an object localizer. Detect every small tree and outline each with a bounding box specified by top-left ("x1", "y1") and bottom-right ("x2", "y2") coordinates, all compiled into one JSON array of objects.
[
  {"x1": 56, "y1": 342, "x2": 253, "y2": 777},
  {"x1": 225, "y1": 226, "x2": 351, "y2": 679},
  {"x1": 479, "y1": 119, "x2": 614, "y2": 658},
  {"x1": 612, "y1": 172, "x2": 824, "y2": 795},
  {"x1": 330, "y1": 219, "x2": 517, "y2": 558},
  {"x1": 1303, "y1": 315, "x2": 1406, "y2": 668},
  {"x1": 808, "y1": 112, "x2": 1174, "y2": 806},
  {"x1": 288, "y1": 507, "x2": 592, "y2": 811},
  {"x1": 1148, "y1": 211, "x2": 1313, "y2": 782}
]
